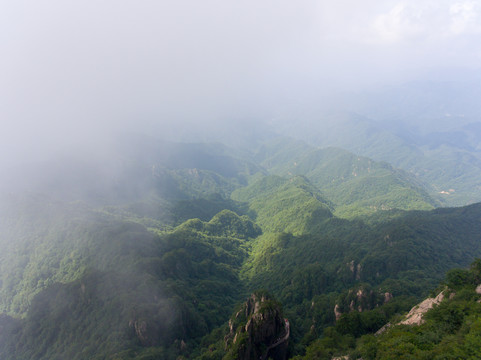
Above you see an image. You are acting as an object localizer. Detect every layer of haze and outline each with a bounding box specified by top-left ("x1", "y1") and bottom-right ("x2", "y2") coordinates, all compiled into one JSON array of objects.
[{"x1": 1, "y1": 0, "x2": 481, "y2": 165}]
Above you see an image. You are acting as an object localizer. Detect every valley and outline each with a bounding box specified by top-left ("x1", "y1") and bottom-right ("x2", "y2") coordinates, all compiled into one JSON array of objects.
[
  {"x1": 4, "y1": 2, "x2": 481, "y2": 358},
  {"x1": 1, "y1": 133, "x2": 481, "y2": 359}
]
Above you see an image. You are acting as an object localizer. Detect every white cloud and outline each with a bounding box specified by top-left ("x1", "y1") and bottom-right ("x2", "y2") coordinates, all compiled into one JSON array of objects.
[
  {"x1": 370, "y1": 3, "x2": 424, "y2": 43},
  {"x1": 449, "y1": 1, "x2": 481, "y2": 34},
  {"x1": 1, "y1": 0, "x2": 481, "y2": 167},
  {"x1": 364, "y1": 1, "x2": 481, "y2": 44},
  {"x1": 365, "y1": 1, "x2": 457, "y2": 45}
]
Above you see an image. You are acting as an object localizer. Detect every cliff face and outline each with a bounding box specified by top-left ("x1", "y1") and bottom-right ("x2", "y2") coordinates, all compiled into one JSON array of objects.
[{"x1": 224, "y1": 292, "x2": 289, "y2": 360}]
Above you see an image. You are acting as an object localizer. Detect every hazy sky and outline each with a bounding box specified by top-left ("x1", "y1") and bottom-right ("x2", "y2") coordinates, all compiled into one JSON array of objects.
[{"x1": 1, "y1": 0, "x2": 481, "y2": 164}]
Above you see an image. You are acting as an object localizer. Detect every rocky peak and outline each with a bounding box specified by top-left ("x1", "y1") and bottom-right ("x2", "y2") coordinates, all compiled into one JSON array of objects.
[{"x1": 224, "y1": 291, "x2": 289, "y2": 360}]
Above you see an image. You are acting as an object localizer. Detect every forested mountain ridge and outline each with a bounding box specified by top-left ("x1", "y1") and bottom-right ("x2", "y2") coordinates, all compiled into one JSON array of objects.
[
  {"x1": 1, "y1": 135, "x2": 481, "y2": 359},
  {"x1": 271, "y1": 111, "x2": 481, "y2": 207},
  {"x1": 0, "y1": 135, "x2": 262, "y2": 206},
  {"x1": 0, "y1": 196, "x2": 261, "y2": 359},
  {"x1": 231, "y1": 175, "x2": 333, "y2": 235},
  {"x1": 254, "y1": 138, "x2": 437, "y2": 217}
]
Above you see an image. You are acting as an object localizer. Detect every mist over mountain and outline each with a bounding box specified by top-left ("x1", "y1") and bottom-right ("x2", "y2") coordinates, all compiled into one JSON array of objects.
[
  {"x1": 3, "y1": 0, "x2": 481, "y2": 166},
  {"x1": 2, "y1": 132, "x2": 481, "y2": 359},
  {"x1": 2, "y1": 1, "x2": 481, "y2": 359}
]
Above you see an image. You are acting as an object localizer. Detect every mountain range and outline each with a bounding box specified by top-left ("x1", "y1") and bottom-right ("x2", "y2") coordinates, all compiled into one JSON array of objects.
[{"x1": 1, "y1": 126, "x2": 481, "y2": 359}]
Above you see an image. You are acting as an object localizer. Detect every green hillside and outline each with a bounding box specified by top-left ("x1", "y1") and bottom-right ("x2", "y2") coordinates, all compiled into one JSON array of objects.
[
  {"x1": 355, "y1": 260, "x2": 481, "y2": 360},
  {"x1": 255, "y1": 138, "x2": 437, "y2": 217},
  {"x1": 233, "y1": 173, "x2": 481, "y2": 357},
  {"x1": 231, "y1": 175, "x2": 333, "y2": 235},
  {"x1": 271, "y1": 113, "x2": 481, "y2": 207},
  {"x1": 0, "y1": 196, "x2": 260, "y2": 360},
  {"x1": 1, "y1": 136, "x2": 481, "y2": 360},
  {"x1": 294, "y1": 260, "x2": 481, "y2": 360}
]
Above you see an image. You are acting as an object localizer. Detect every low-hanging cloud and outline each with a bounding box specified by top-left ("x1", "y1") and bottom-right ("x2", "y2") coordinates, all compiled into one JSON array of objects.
[{"x1": 1, "y1": 0, "x2": 481, "y2": 166}]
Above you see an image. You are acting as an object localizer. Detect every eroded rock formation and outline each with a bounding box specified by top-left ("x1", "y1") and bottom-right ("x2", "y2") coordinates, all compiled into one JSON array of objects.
[{"x1": 224, "y1": 291, "x2": 289, "y2": 360}]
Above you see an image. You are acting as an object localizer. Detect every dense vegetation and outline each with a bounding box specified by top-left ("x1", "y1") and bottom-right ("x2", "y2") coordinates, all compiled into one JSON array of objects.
[
  {"x1": 1, "y1": 135, "x2": 481, "y2": 359},
  {"x1": 271, "y1": 113, "x2": 481, "y2": 207},
  {"x1": 255, "y1": 138, "x2": 437, "y2": 218},
  {"x1": 294, "y1": 260, "x2": 481, "y2": 360},
  {"x1": 0, "y1": 197, "x2": 259, "y2": 359}
]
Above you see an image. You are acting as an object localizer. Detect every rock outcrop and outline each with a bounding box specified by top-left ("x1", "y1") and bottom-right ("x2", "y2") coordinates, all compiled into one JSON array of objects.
[
  {"x1": 399, "y1": 290, "x2": 445, "y2": 326},
  {"x1": 224, "y1": 291, "x2": 289, "y2": 360},
  {"x1": 376, "y1": 289, "x2": 447, "y2": 335}
]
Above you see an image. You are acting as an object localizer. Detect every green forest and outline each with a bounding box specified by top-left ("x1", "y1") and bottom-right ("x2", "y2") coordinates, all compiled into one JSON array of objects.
[{"x1": 1, "y1": 136, "x2": 481, "y2": 360}]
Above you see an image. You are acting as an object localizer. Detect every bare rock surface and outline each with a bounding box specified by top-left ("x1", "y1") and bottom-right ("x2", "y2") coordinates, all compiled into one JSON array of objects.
[{"x1": 399, "y1": 291, "x2": 445, "y2": 326}]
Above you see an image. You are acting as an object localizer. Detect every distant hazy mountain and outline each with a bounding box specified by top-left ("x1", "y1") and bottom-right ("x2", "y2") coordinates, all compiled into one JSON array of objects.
[
  {"x1": 268, "y1": 81, "x2": 481, "y2": 206},
  {"x1": 254, "y1": 138, "x2": 437, "y2": 217}
]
